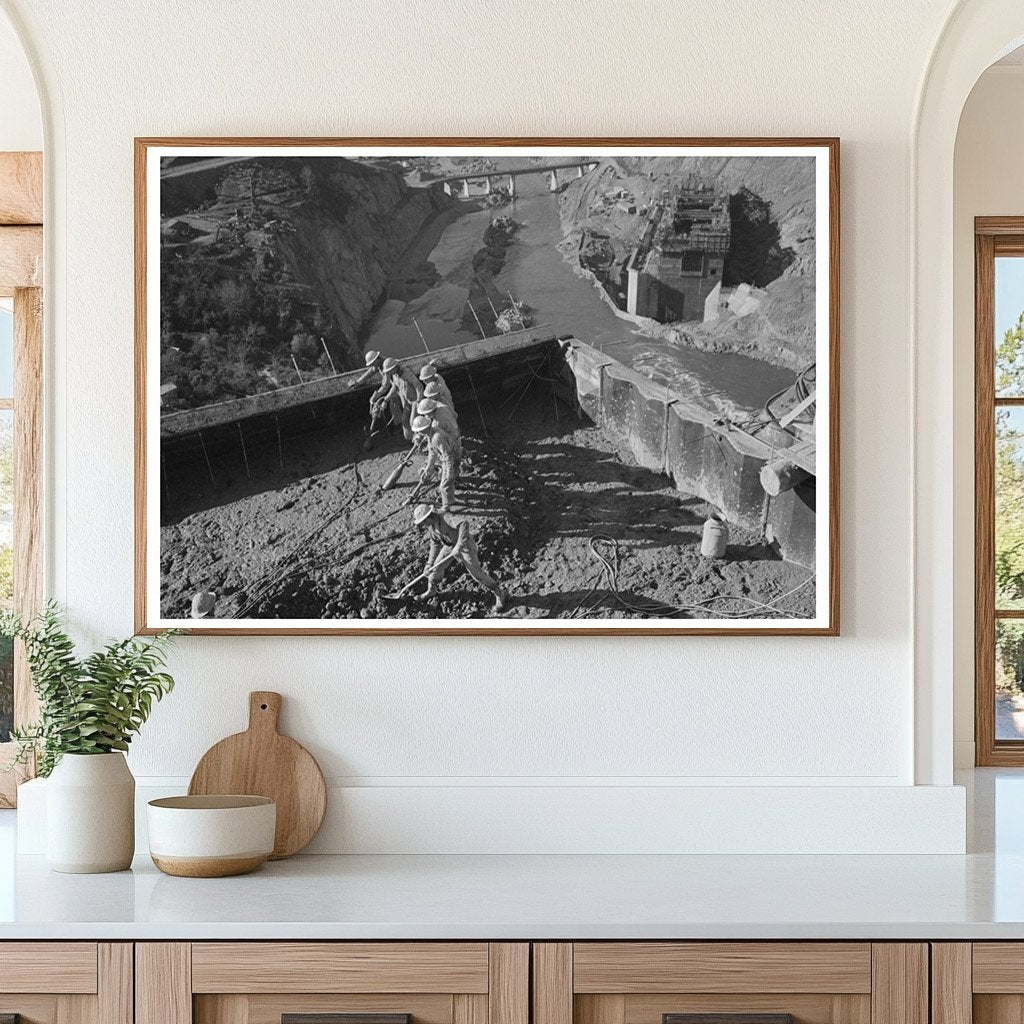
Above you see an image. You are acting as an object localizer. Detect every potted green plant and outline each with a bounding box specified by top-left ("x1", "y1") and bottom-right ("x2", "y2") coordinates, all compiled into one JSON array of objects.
[{"x1": 2, "y1": 603, "x2": 177, "y2": 873}]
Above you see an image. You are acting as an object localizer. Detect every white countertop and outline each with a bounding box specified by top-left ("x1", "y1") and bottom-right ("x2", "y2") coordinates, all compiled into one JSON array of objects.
[
  {"x1": 1, "y1": 769, "x2": 1022, "y2": 941},
  {"x1": 0, "y1": 849, "x2": 1022, "y2": 940}
]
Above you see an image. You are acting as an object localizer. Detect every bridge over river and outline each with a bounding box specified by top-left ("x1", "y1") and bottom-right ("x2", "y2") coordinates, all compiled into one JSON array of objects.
[
  {"x1": 159, "y1": 155, "x2": 601, "y2": 202},
  {"x1": 436, "y1": 160, "x2": 599, "y2": 198}
]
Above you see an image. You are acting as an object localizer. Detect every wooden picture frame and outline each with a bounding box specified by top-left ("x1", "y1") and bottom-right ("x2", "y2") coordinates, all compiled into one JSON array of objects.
[{"x1": 135, "y1": 137, "x2": 839, "y2": 636}]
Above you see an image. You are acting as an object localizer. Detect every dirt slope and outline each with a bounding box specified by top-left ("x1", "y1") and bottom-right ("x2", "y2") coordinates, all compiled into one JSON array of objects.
[{"x1": 161, "y1": 390, "x2": 815, "y2": 622}]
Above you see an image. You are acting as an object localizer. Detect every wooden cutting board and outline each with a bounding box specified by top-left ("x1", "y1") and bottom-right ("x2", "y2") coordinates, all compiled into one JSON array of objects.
[{"x1": 188, "y1": 691, "x2": 326, "y2": 859}]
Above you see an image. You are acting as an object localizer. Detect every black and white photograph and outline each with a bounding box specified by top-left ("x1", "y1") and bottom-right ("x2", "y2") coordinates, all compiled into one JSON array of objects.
[{"x1": 137, "y1": 141, "x2": 837, "y2": 634}]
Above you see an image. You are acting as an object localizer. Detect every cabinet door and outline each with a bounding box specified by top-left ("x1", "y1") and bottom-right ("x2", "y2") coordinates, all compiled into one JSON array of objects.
[
  {"x1": 0, "y1": 943, "x2": 131, "y2": 1024},
  {"x1": 533, "y1": 944, "x2": 927, "y2": 1024},
  {"x1": 941, "y1": 943, "x2": 1024, "y2": 1024},
  {"x1": 137, "y1": 943, "x2": 528, "y2": 1024}
]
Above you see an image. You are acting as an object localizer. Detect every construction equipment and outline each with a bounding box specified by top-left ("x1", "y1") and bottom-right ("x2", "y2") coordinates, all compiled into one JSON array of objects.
[
  {"x1": 362, "y1": 400, "x2": 390, "y2": 451},
  {"x1": 380, "y1": 446, "x2": 417, "y2": 492}
]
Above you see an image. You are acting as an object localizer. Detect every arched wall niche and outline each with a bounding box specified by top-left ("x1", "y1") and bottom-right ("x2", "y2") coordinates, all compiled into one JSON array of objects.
[
  {"x1": 0, "y1": 0, "x2": 1016, "y2": 808},
  {"x1": 0, "y1": 7, "x2": 42, "y2": 150}
]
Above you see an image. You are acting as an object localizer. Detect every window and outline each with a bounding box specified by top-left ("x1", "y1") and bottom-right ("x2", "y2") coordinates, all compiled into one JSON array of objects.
[
  {"x1": 975, "y1": 220, "x2": 1024, "y2": 764},
  {"x1": 0, "y1": 149, "x2": 43, "y2": 805},
  {"x1": 0, "y1": 290, "x2": 41, "y2": 802},
  {"x1": 680, "y1": 251, "x2": 703, "y2": 273},
  {"x1": 0, "y1": 304, "x2": 12, "y2": 745}
]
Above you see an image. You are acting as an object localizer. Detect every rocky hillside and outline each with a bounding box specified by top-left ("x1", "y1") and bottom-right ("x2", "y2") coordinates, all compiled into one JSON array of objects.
[{"x1": 160, "y1": 157, "x2": 451, "y2": 411}]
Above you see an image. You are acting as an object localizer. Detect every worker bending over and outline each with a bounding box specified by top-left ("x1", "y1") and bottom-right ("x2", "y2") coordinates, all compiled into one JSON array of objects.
[
  {"x1": 374, "y1": 357, "x2": 423, "y2": 440},
  {"x1": 419, "y1": 363, "x2": 454, "y2": 408},
  {"x1": 412, "y1": 413, "x2": 460, "y2": 511},
  {"x1": 411, "y1": 503, "x2": 507, "y2": 613}
]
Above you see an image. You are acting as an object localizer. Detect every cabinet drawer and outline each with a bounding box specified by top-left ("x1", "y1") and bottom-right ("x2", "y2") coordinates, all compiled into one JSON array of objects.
[
  {"x1": 534, "y1": 944, "x2": 925, "y2": 1024},
  {"x1": 0, "y1": 942, "x2": 99, "y2": 994},
  {"x1": 973, "y1": 944, "x2": 1024, "y2": 992},
  {"x1": 139, "y1": 943, "x2": 528, "y2": 1024},
  {"x1": 571, "y1": 944, "x2": 872, "y2": 994},
  {"x1": 0, "y1": 943, "x2": 130, "y2": 1024},
  {"x1": 191, "y1": 943, "x2": 490, "y2": 994}
]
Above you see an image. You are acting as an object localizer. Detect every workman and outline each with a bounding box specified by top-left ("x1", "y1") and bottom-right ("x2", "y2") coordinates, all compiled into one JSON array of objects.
[
  {"x1": 411, "y1": 503, "x2": 507, "y2": 613},
  {"x1": 354, "y1": 349, "x2": 384, "y2": 385},
  {"x1": 367, "y1": 375, "x2": 397, "y2": 439},
  {"x1": 400, "y1": 417, "x2": 435, "y2": 505},
  {"x1": 374, "y1": 356, "x2": 423, "y2": 440},
  {"x1": 423, "y1": 380, "x2": 458, "y2": 421},
  {"x1": 418, "y1": 363, "x2": 454, "y2": 407},
  {"x1": 416, "y1": 397, "x2": 460, "y2": 449},
  {"x1": 413, "y1": 413, "x2": 460, "y2": 511}
]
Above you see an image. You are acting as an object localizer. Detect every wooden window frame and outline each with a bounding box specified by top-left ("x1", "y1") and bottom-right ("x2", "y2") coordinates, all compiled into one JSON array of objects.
[
  {"x1": 975, "y1": 217, "x2": 1024, "y2": 764},
  {"x1": 0, "y1": 151, "x2": 43, "y2": 806}
]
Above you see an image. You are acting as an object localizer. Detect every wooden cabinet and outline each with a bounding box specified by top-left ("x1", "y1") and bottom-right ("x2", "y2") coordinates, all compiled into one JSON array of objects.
[
  {"x1": 0, "y1": 943, "x2": 132, "y2": 1024},
  {"x1": 532, "y1": 944, "x2": 928, "y2": 1024},
  {"x1": 932, "y1": 943, "x2": 1024, "y2": 1024},
  {"x1": 136, "y1": 944, "x2": 528, "y2": 1024},
  {"x1": 0, "y1": 938, "x2": 957, "y2": 1024}
]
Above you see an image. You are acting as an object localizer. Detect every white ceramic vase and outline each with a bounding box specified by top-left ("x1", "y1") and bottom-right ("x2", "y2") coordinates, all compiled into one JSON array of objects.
[{"x1": 46, "y1": 752, "x2": 135, "y2": 873}]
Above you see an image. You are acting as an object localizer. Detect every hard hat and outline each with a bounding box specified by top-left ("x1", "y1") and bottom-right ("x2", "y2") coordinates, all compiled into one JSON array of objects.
[
  {"x1": 411, "y1": 414, "x2": 433, "y2": 433},
  {"x1": 423, "y1": 381, "x2": 442, "y2": 399},
  {"x1": 416, "y1": 398, "x2": 439, "y2": 415},
  {"x1": 364, "y1": 350, "x2": 381, "y2": 366},
  {"x1": 382, "y1": 357, "x2": 399, "y2": 372},
  {"x1": 190, "y1": 591, "x2": 217, "y2": 618},
  {"x1": 419, "y1": 363, "x2": 438, "y2": 381},
  {"x1": 412, "y1": 503, "x2": 435, "y2": 526}
]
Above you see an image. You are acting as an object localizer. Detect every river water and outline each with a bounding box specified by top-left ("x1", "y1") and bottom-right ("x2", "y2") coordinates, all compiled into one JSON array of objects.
[{"x1": 363, "y1": 172, "x2": 796, "y2": 417}]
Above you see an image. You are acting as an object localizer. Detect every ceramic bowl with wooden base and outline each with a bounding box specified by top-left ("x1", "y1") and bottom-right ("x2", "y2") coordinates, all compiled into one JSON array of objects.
[{"x1": 147, "y1": 795, "x2": 276, "y2": 877}]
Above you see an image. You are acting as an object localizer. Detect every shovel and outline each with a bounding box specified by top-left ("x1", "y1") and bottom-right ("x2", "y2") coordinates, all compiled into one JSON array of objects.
[
  {"x1": 382, "y1": 549, "x2": 460, "y2": 604},
  {"x1": 403, "y1": 475, "x2": 436, "y2": 506}
]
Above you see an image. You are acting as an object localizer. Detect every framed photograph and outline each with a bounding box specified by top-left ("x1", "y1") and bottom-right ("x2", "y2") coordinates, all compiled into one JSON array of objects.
[{"x1": 135, "y1": 137, "x2": 839, "y2": 635}]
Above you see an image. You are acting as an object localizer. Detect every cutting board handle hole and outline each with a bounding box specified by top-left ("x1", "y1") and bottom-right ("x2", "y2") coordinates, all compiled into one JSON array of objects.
[{"x1": 260, "y1": 703, "x2": 268, "y2": 710}]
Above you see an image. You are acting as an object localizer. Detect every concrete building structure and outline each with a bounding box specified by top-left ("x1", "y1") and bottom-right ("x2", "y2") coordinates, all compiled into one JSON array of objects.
[
  {"x1": 625, "y1": 183, "x2": 730, "y2": 322},
  {"x1": 703, "y1": 280, "x2": 723, "y2": 322}
]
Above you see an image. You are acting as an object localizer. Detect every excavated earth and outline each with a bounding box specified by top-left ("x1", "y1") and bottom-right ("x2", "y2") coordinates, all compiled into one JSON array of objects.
[{"x1": 161, "y1": 388, "x2": 815, "y2": 622}]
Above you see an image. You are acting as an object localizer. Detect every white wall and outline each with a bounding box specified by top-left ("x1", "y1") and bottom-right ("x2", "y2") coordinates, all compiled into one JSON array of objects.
[
  {"x1": 1, "y1": 0, "x2": 973, "y2": 851},
  {"x1": 952, "y1": 66, "x2": 1024, "y2": 767},
  {"x1": 0, "y1": 9, "x2": 39, "y2": 151}
]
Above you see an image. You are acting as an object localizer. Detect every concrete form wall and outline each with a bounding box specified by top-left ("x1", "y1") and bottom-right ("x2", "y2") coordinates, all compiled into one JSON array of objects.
[
  {"x1": 562, "y1": 341, "x2": 816, "y2": 568},
  {"x1": 161, "y1": 337, "x2": 557, "y2": 484}
]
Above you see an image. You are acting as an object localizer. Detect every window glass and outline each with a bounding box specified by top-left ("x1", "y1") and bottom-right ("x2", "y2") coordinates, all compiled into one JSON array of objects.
[
  {"x1": 996, "y1": 257, "x2": 1024, "y2": 396},
  {"x1": 997, "y1": 620, "x2": 1024, "y2": 740},
  {"x1": 993, "y1": 256, "x2": 1024, "y2": 745},
  {"x1": 0, "y1": 405, "x2": 11, "y2": 742},
  {"x1": 0, "y1": 306, "x2": 12, "y2": 399},
  {"x1": 996, "y1": 407, "x2": 1024, "y2": 610}
]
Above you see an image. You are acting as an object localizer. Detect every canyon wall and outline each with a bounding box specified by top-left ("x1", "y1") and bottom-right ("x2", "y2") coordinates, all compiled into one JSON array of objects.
[{"x1": 161, "y1": 157, "x2": 450, "y2": 409}]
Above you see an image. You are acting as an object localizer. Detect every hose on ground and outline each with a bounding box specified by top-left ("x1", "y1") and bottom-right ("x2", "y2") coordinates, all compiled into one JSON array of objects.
[{"x1": 568, "y1": 533, "x2": 815, "y2": 621}]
